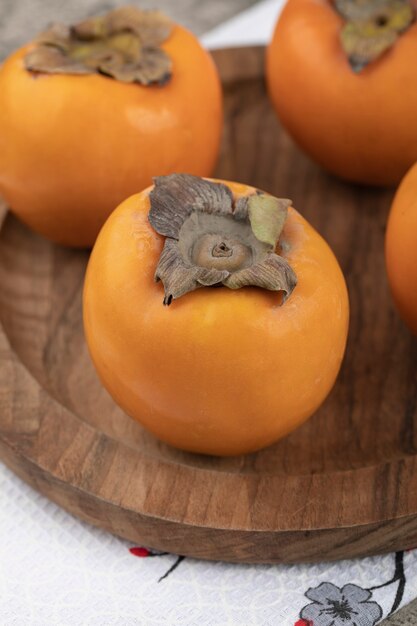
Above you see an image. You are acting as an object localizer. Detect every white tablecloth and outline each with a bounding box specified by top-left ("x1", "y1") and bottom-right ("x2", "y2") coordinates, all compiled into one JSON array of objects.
[{"x1": 2, "y1": 1, "x2": 417, "y2": 624}]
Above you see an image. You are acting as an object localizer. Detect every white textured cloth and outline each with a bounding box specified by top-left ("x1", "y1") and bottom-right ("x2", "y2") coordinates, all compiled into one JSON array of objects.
[
  {"x1": 2, "y1": 2, "x2": 417, "y2": 625},
  {"x1": 201, "y1": 0, "x2": 283, "y2": 48}
]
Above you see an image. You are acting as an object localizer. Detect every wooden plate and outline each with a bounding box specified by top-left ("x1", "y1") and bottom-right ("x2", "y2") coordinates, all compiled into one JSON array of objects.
[{"x1": 1, "y1": 46, "x2": 417, "y2": 564}]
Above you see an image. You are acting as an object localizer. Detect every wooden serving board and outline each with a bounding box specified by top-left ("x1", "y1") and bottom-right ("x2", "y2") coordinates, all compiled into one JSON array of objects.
[{"x1": 1, "y1": 46, "x2": 417, "y2": 564}]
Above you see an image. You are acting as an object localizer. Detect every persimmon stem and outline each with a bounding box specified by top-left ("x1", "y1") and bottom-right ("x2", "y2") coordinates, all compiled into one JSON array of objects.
[
  {"x1": 212, "y1": 243, "x2": 232, "y2": 257},
  {"x1": 335, "y1": 0, "x2": 414, "y2": 72},
  {"x1": 148, "y1": 174, "x2": 297, "y2": 305},
  {"x1": 24, "y1": 7, "x2": 173, "y2": 85}
]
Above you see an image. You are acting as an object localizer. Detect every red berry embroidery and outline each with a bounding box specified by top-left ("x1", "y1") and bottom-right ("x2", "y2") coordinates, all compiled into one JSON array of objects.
[{"x1": 129, "y1": 546, "x2": 151, "y2": 557}]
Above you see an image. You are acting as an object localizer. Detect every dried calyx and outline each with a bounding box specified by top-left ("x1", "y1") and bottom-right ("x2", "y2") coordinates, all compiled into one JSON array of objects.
[
  {"x1": 24, "y1": 6, "x2": 173, "y2": 85},
  {"x1": 335, "y1": 0, "x2": 414, "y2": 72},
  {"x1": 148, "y1": 174, "x2": 297, "y2": 306}
]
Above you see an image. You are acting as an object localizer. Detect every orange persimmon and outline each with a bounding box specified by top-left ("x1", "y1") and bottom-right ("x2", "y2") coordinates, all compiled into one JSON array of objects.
[
  {"x1": 83, "y1": 175, "x2": 349, "y2": 456},
  {"x1": 0, "y1": 7, "x2": 222, "y2": 247},
  {"x1": 386, "y1": 162, "x2": 417, "y2": 335},
  {"x1": 266, "y1": 0, "x2": 417, "y2": 186}
]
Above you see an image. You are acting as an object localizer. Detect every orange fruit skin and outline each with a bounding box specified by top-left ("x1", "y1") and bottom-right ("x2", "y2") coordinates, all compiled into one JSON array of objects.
[
  {"x1": 0, "y1": 25, "x2": 222, "y2": 247},
  {"x1": 386, "y1": 162, "x2": 417, "y2": 335},
  {"x1": 266, "y1": 0, "x2": 417, "y2": 186},
  {"x1": 83, "y1": 179, "x2": 349, "y2": 456}
]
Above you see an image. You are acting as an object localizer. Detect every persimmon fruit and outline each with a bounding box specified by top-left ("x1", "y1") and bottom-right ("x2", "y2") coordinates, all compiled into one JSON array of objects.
[
  {"x1": 266, "y1": 0, "x2": 417, "y2": 186},
  {"x1": 386, "y1": 162, "x2": 417, "y2": 335},
  {"x1": 0, "y1": 7, "x2": 222, "y2": 247},
  {"x1": 83, "y1": 175, "x2": 349, "y2": 456}
]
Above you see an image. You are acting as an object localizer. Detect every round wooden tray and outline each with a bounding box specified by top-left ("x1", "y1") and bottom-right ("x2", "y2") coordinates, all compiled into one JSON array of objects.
[{"x1": 1, "y1": 46, "x2": 417, "y2": 564}]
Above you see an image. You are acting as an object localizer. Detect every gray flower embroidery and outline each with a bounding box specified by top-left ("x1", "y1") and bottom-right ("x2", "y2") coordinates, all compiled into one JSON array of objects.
[{"x1": 301, "y1": 582, "x2": 382, "y2": 626}]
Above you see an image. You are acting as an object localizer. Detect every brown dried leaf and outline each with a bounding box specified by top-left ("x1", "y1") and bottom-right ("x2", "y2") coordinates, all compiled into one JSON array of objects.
[
  {"x1": 135, "y1": 10, "x2": 173, "y2": 47},
  {"x1": 233, "y1": 195, "x2": 250, "y2": 221},
  {"x1": 130, "y1": 47, "x2": 172, "y2": 85},
  {"x1": 103, "y1": 7, "x2": 172, "y2": 43},
  {"x1": 223, "y1": 253, "x2": 297, "y2": 302},
  {"x1": 103, "y1": 6, "x2": 145, "y2": 34},
  {"x1": 107, "y1": 32, "x2": 142, "y2": 59},
  {"x1": 24, "y1": 45, "x2": 90, "y2": 74},
  {"x1": 36, "y1": 22, "x2": 71, "y2": 48},
  {"x1": 341, "y1": 22, "x2": 398, "y2": 70},
  {"x1": 71, "y1": 16, "x2": 108, "y2": 41},
  {"x1": 155, "y1": 239, "x2": 228, "y2": 305},
  {"x1": 335, "y1": 0, "x2": 414, "y2": 71},
  {"x1": 98, "y1": 58, "x2": 137, "y2": 82},
  {"x1": 149, "y1": 174, "x2": 234, "y2": 239},
  {"x1": 24, "y1": 7, "x2": 173, "y2": 85}
]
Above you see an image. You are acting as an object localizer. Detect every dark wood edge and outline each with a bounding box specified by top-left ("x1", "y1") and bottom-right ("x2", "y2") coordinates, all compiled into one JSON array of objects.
[{"x1": 3, "y1": 430, "x2": 417, "y2": 563}]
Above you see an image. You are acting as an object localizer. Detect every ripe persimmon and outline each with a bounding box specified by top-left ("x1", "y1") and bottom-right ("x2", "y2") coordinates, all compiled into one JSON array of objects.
[
  {"x1": 266, "y1": 0, "x2": 417, "y2": 186},
  {"x1": 0, "y1": 7, "x2": 222, "y2": 247},
  {"x1": 83, "y1": 174, "x2": 349, "y2": 456},
  {"x1": 386, "y1": 162, "x2": 417, "y2": 335}
]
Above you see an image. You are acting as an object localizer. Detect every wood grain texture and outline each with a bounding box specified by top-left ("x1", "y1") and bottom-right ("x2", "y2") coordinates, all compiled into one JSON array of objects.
[{"x1": 1, "y1": 46, "x2": 417, "y2": 564}]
